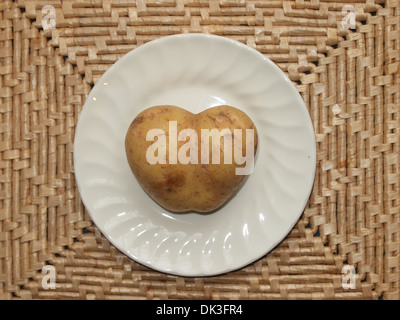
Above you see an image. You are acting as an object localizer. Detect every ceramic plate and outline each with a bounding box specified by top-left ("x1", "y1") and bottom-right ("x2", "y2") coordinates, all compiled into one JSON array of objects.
[{"x1": 74, "y1": 34, "x2": 316, "y2": 276}]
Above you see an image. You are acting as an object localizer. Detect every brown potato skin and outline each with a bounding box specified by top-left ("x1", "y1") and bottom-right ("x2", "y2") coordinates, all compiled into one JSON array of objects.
[{"x1": 125, "y1": 105, "x2": 258, "y2": 213}]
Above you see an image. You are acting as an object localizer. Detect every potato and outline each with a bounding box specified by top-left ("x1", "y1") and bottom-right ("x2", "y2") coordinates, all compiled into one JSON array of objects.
[{"x1": 125, "y1": 105, "x2": 258, "y2": 213}]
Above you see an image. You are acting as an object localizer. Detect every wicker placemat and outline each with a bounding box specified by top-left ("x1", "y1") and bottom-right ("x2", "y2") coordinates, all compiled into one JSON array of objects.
[{"x1": 0, "y1": 0, "x2": 398, "y2": 300}]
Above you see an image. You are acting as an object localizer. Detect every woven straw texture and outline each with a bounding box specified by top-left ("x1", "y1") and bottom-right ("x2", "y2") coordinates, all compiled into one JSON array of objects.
[{"x1": 0, "y1": 0, "x2": 399, "y2": 300}]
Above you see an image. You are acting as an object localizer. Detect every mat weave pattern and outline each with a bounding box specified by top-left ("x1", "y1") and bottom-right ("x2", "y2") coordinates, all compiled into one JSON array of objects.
[{"x1": 0, "y1": 0, "x2": 399, "y2": 300}]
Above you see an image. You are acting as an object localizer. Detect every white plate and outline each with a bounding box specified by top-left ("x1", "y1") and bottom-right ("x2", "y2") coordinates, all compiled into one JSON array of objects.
[{"x1": 74, "y1": 34, "x2": 316, "y2": 277}]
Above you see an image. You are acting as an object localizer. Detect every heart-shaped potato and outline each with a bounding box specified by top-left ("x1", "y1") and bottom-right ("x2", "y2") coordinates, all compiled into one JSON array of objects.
[{"x1": 125, "y1": 105, "x2": 258, "y2": 213}]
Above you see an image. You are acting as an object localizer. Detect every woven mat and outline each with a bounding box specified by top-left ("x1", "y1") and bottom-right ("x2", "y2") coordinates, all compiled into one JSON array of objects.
[{"x1": 0, "y1": 0, "x2": 399, "y2": 300}]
